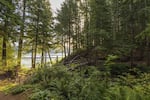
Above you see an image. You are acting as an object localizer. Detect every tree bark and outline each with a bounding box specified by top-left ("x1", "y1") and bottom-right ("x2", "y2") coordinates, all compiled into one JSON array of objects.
[
  {"x1": 129, "y1": 0, "x2": 135, "y2": 67},
  {"x1": 146, "y1": 41, "x2": 150, "y2": 66},
  {"x1": 32, "y1": 9, "x2": 40, "y2": 68},
  {"x1": 2, "y1": 19, "x2": 8, "y2": 67},
  {"x1": 17, "y1": 0, "x2": 26, "y2": 67},
  {"x1": 41, "y1": 46, "x2": 44, "y2": 67},
  {"x1": 32, "y1": 45, "x2": 35, "y2": 68},
  {"x1": 2, "y1": 36, "x2": 7, "y2": 66},
  {"x1": 48, "y1": 49, "x2": 53, "y2": 65}
]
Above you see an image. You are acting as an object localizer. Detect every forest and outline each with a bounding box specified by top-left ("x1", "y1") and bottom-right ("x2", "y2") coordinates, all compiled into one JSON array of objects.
[{"x1": 0, "y1": 0, "x2": 150, "y2": 100}]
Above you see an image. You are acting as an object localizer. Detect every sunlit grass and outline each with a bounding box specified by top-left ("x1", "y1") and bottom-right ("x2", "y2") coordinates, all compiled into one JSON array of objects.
[
  {"x1": 0, "y1": 80, "x2": 17, "y2": 93},
  {"x1": 0, "y1": 67, "x2": 31, "y2": 94}
]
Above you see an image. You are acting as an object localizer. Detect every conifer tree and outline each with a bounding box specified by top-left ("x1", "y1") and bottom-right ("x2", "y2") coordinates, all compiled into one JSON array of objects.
[
  {"x1": 0, "y1": 0, "x2": 19, "y2": 66},
  {"x1": 26, "y1": 0, "x2": 53, "y2": 68}
]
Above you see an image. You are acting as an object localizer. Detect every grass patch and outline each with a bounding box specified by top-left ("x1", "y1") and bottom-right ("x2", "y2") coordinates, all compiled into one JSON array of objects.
[{"x1": 0, "y1": 80, "x2": 17, "y2": 93}]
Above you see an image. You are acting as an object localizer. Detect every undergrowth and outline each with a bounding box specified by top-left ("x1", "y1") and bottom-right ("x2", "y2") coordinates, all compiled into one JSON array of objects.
[{"x1": 9, "y1": 64, "x2": 150, "y2": 100}]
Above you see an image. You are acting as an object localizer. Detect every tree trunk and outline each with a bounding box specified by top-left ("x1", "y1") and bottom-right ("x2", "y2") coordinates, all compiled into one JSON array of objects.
[
  {"x1": 32, "y1": 36, "x2": 38, "y2": 68},
  {"x1": 44, "y1": 51, "x2": 47, "y2": 65},
  {"x1": 2, "y1": 36, "x2": 7, "y2": 66},
  {"x1": 85, "y1": 1, "x2": 89, "y2": 49},
  {"x1": 32, "y1": 45, "x2": 35, "y2": 68},
  {"x1": 32, "y1": 9, "x2": 40, "y2": 68},
  {"x1": 146, "y1": 41, "x2": 150, "y2": 66},
  {"x1": 64, "y1": 42, "x2": 67, "y2": 58},
  {"x1": 41, "y1": 47, "x2": 44, "y2": 67},
  {"x1": 130, "y1": 0, "x2": 135, "y2": 67},
  {"x1": 48, "y1": 49, "x2": 53, "y2": 65},
  {"x1": 62, "y1": 36, "x2": 67, "y2": 58},
  {"x1": 2, "y1": 19, "x2": 8, "y2": 67},
  {"x1": 68, "y1": 22, "x2": 71, "y2": 56},
  {"x1": 17, "y1": 0, "x2": 26, "y2": 67}
]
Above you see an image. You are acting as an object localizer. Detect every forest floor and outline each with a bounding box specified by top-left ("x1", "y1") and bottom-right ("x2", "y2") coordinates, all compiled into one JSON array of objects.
[
  {"x1": 0, "y1": 68, "x2": 30, "y2": 100},
  {"x1": 0, "y1": 91, "x2": 26, "y2": 100},
  {"x1": 0, "y1": 79, "x2": 27, "y2": 100}
]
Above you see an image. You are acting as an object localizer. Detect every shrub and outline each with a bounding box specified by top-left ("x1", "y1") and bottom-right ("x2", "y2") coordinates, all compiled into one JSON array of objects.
[
  {"x1": 10, "y1": 85, "x2": 33, "y2": 95},
  {"x1": 109, "y1": 63, "x2": 130, "y2": 76},
  {"x1": 28, "y1": 90, "x2": 51, "y2": 100},
  {"x1": 108, "y1": 86, "x2": 144, "y2": 100},
  {"x1": 136, "y1": 65, "x2": 150, "y2": 73},
  {"x1": 14, "y1": 64, "x2": 150, "y2": 100}
]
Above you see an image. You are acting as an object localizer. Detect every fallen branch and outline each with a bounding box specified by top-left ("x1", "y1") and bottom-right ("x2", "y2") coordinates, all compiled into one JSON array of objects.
[
  {"x1": 64, "y1": 55, "x2": 80, "y2": 65},
  {"x1": 68, "y1": 62, "x2": 89, "y2": 71}
]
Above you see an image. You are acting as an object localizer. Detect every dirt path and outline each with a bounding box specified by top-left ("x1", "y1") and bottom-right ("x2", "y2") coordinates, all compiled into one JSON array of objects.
[{"x1": 0, "y1": 92, "x2": 27, "y2": 100}]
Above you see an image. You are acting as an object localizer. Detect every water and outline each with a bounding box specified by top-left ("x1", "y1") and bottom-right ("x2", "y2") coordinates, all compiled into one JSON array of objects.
[{"x1": 21, "y1": 53, "x2": 63, "y2": 67}]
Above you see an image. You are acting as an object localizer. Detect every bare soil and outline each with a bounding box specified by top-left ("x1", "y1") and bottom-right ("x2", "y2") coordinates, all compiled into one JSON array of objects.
[{"x1": 0, "y1": 92, "x2": 27, "y2": 100}]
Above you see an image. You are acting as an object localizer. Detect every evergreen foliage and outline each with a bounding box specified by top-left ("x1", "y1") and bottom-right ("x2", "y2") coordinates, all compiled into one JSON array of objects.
[{"x1": 0, "y1": 0, "x2": 150, "y2": 99}]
